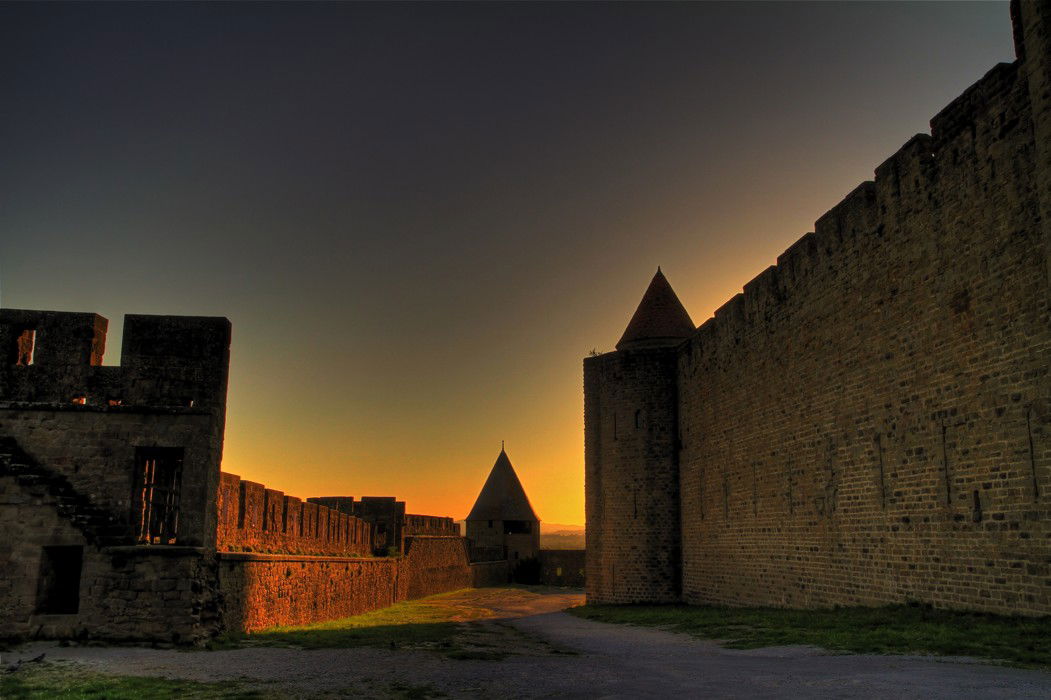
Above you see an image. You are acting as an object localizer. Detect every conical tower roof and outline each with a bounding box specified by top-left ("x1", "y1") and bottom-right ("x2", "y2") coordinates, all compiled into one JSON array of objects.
[
  {"x1": 616, "y1": 267, "x2": 695, "y2": 350},
  {"x1": 466, "y1": 448, "x2": 540, "y2": 522}
]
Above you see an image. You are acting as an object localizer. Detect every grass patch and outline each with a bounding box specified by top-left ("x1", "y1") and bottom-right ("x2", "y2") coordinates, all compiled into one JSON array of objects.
[
  {"x1": 213, "y1": 588, "x2": 540, "y2": 658},
  {"x1": 0, "y1": 662, "x2": 269, "y2": 699},
  {"x1": 239, "y1": 588, "x2": 490, "y2": 651},
  {"x1": 569, "y1": 603, "x2": 1051, "y2": 668},
  {"x1": 242, "y1": 618, "x2": 461, "y2": 652}
]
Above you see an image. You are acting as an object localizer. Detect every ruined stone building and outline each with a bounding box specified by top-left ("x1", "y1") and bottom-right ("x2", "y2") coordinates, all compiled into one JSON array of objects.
[
  {"x1": 465, "y1": 448, "x2": 541, "y2": 564},
  {"x1": 0, "y1": 310, "x2": 501, "y2": 643},
  {"x1": 585, "y1": 0, "x2": 1051, "y2": 616}
]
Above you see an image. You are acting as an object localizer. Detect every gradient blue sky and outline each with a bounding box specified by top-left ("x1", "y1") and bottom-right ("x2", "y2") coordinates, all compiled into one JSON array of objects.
[{"x1": 0, "y1": 1, "x2": 1015, "y2": 524}]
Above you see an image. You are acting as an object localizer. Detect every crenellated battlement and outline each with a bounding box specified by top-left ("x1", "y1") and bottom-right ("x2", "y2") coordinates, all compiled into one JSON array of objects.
[
  {"x1": 0, "y1": 308, "x2": 231, "y2": 550},
  {"x1": 680, "y1": 53, "x2": 1030, "y2": 358},
  {"x1": 217, "y1": 472, "x2": 374, "y2": 557},
  {"x1": 0, "y1": 309, "x2": 230, "y2": 411},
  {"x1": 930, "y1": 62, "x2": 1019, "y2": 144}
]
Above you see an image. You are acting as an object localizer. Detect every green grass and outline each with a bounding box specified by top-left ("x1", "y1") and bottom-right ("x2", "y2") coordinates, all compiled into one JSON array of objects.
[
  {"x1": 1, "y1": 664, "x2": 447, "y2": 698},
  {"x1": 209, "y1": 587, "x2": 580, "y2": 661},
  {"x1": 0, "y1": 663, "x2": 270, "y2": 699},
  {"x1": 569, "y1": 603, "x2": 1051, "y2": 668},
  {"x1": 247, "y1": 619, "x2": 462, "y2": 652},
  {"x1": 212, "y1": 588, "x2": 510, "y2": 656}
]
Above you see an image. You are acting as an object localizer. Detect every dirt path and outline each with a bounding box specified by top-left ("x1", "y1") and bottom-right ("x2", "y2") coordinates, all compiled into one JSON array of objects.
[{"x1": 4, "y1": 588, "x2": 1051, "y2": 698}]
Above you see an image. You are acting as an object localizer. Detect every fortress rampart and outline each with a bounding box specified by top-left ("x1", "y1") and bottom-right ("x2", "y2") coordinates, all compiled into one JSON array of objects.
[
  {"x1": 403, "y1": 513, "x2": 460, "y2": 538},
  {"x1": 0, "y1": 309, "x2": 481, "y2": 643},
  {"x1": 585, "y1": 0, "x2": 1051, "y2": 615},
  {"x1": 218, "y1": 536, "x2": 473, "y2": 632},
  {"x1": 216, "y1": 472, "x2": 373, "y2": 557}
]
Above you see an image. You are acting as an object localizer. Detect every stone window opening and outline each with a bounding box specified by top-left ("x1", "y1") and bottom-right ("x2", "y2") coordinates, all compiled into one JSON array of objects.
[
  {"x1": 14, "y1": 329, "x2": 36, "y2": 366},
  {"x1": 132, "y1": 447, "x2": 184, "y2": 545},
  {"x1": 504, "y1": 520, "x2": 531, "y2": 534},
  {"x1": 36, "y1": 545, "x2": 83, "y2": 614},
  {"x1": 635, "y1": 409, "x2": 641, "y2": 429},
  {"x1": 488, "y1": 520, "x2": 493, "y2": 528}
]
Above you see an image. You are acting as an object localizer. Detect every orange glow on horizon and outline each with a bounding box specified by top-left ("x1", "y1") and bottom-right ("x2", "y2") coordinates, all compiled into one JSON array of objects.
[
  {"x1": 217, "y1": 259, "x2": 782, "y2": 528},
  {"x1": 1, "y1": 2, "x2": 1013, "y2": 531}
]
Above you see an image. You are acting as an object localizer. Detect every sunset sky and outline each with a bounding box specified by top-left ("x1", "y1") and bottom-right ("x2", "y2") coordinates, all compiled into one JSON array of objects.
[{"x1": 0, "y1": 2, "x2": 1014, "y2": 525}]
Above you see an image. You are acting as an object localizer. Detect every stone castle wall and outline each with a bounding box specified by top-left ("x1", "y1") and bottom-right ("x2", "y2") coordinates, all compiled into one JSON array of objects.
[
  {"x1": 3, "y1": 409, "x2": 222, "y2": 548},
  {"x1": 400, "y1": 536, "x2": 473, "y2": 599},
  {"x1": 0, "y1": 311, "x2": 230, "y2": 548},
  {"x1": 585, "y1": 1, "x2": 1051, "y2": 615},
  {"x1": 1, "y1": 310, "x2": 231, "y2": 643},
  {"x1": 217, "y1": 472, "x2": 373, "y2": 556},
  {"x1": 218, "y1": 553, "x2": 399, "y2": 633},
  {"x1": 678, "y1": 53, "x2": 1050, "y2": 615},
  {"x1": 403, "y1": 513, "x2": 460, "y2": 538},
  {"x1": 0, "y1": 472, "x2": 220, "y2": 644},
  {"x1": 218, "y1": 536, "x2": 471, "y2": 633},
  {"x1": 470, "y1": 559, "x2": 510, "y2": 587},
  {"x1": 539, "y1": 549, "x2": 586, "y2": 588},
  {"x1": 214, "y1": 482, "x2": 472, "y2": 632}
]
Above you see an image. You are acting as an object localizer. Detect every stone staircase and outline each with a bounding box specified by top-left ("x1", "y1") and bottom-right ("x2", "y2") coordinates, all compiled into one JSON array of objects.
[{"x1": 0, "y1": 436, "x2": 134, "y2": 547}]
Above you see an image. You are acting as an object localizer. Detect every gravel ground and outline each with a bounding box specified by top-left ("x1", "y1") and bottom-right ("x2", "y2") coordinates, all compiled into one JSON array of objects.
[{"x1": 4, "y1": 589, "x2": 1051, "y2": 699}]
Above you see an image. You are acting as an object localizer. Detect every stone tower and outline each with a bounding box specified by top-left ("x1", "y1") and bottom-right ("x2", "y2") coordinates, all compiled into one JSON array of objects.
[
  {"x1": 465, "y1": 448, "x2": 540, "y2": 563},
  {"x1": 584, "y1": 268, "x2": 693, "y2": 603}
]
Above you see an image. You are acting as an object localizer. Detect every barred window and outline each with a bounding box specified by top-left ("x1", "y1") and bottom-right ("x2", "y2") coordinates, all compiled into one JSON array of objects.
[{"x1": 132, "y1": 447, "x2": 184, "y2": 544}]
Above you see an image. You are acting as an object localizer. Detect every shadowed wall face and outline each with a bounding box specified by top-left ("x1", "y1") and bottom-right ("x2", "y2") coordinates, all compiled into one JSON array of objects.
[
  {"x1": 0, "y1": 310, "x2": 231, "y2": 643},
  {"x1": 585, "y1": 2, "x2": 1051, "y2": 615},
  {"x1": 585, "y1": 348, "x2": 681, "y2": 604},
  {"x1": 0, "y1": 310, "x2": 231, "y2": 548}
]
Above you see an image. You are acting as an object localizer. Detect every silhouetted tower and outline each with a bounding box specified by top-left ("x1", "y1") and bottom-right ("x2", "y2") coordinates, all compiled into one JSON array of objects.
[
  {"x1": 465, "y1": 448, "x2": 540, "y2": 563},
  {"x1": 584, "y1": 268, "x2": 693, "y2": 603}
]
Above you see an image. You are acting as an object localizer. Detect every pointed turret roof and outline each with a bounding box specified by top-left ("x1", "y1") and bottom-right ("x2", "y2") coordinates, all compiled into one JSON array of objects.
[
  {"x1": 616, "y1": 267, "x2": 695, "y2": 350},
  {"x1": 466, "y1": 448, "x2": 540, "y2": 522}
]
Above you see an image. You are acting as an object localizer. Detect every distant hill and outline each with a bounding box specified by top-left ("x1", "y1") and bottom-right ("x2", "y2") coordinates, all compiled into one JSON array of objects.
[
  {"x1": 540, "y1": 522, "x2": 584, "y2": 534},
  {"x1": 540, "y1": 531, "x2": 584, "y2": 549},
  {"x1": 541, "y1": 522, "x2": 584, "y2": 549}
]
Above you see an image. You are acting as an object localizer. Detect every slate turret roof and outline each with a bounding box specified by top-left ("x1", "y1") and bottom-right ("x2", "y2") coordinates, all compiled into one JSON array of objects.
[
  {"x1": 466, "y1": 448, "x2": 539, "y2": 522},
  {"x1": 616, "y1": 267, "x2": 695, "y2": 350}
]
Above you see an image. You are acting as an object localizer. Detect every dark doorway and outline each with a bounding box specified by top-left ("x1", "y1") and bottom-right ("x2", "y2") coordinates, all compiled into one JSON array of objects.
[
  {"x1": 132, "y1": 447, "x2": 184, "y2": 544},
  {"x1": 36, "y1": 546, "x2": 83, "y2": 614}
]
